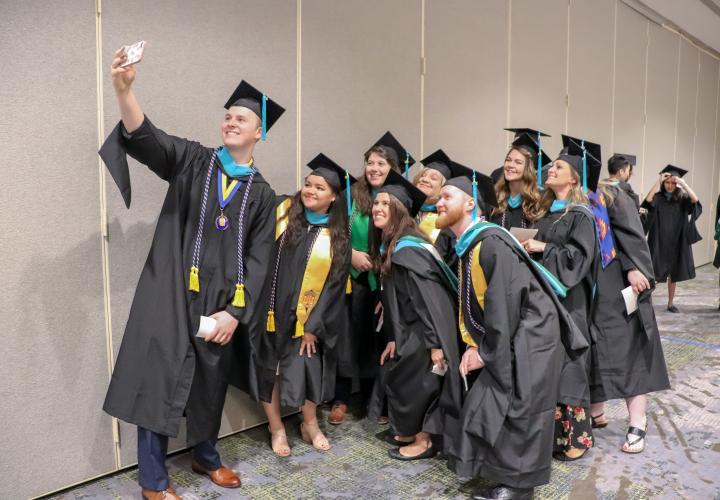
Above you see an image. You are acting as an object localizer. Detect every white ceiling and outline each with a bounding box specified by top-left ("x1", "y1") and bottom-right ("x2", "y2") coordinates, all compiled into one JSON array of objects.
[{"x1": 627, "y1": 0, "x2": 720, "y2": 56}]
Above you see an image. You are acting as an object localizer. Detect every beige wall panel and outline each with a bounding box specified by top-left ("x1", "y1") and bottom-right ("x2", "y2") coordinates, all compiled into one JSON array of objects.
[
  {"x1": 509, "y1": 0, "x2": 569, "y2": 158},
  {"x1": 566, "y1": 0, "x2": 615, "y2": 156},
  {"x1": 612, "y1": 3, "x2": 649, "y2": 194},
  {"x1": 643, "y1": 23, "x2": 679, "y2": 197},
  {"x1": 424, "y1": 0, "x2": 509, "y2": 174},
  {"x1": 691, "y1": 52, "x2": 719, "y2": 265},
  {"x1": 0, "y1": 1, "x2": 116, "y2": 498},
  {"x1": 301, "y1": 0, "x2": 422, "y2": 181},
  {"x1": 100, "y1": 0, "x2": 297, "y2": 466}
]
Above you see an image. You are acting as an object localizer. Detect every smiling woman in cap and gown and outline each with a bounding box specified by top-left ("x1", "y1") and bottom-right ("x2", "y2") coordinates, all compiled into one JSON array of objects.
[
  {"x1": 369, "y1": 169, "x2": 459, "y2": 461},
  {"x1": 256, "y1": 154, "x2": 353, "y2": 456},
  {"x1": 98, "y1": 49, "x2": 284, "y2": 498},
  {"x1": 490, "y1": 128, "x2": 549, "y2": 230},
  {"x1": 641, "y1": 165, "x2": 702, "y2": 312},
  {"x1": 523, "y1": 136, "x2": 602, "y2": 462}
]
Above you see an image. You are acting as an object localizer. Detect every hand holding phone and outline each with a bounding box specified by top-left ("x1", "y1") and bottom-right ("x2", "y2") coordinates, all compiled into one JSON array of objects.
[{"x1": 120, "y1": 40, "x2": 146, "y2": 68}]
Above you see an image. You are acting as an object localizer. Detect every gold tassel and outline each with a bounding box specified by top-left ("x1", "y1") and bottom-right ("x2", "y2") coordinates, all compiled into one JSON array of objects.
[
  {"x1": 345, "y1": 276, "x2": 352, "y2": 294},
  {"x1": 188, "y1": 266, "x2": 200, "y2": 292},
  {"x1": 266, "y1": 310, "x2": 276, "y2": 332},
  {"x1": 294, "y1": 321, "x2": 304, "y2": 338},
  {"x1": 232, "y1": 283, "x2": 245, "y2": 308}
]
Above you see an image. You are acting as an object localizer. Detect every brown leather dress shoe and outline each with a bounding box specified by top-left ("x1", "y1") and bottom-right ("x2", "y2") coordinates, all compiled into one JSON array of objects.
[
  {"x1": 191, "y1": 461, "x2": 241, "y2": 488},
  {"x1": 328, "y1": 403, "x2": 347, "y2": 425},
  {"x1": 141, "y1": 487, "x2": 182, "y2": 500}
]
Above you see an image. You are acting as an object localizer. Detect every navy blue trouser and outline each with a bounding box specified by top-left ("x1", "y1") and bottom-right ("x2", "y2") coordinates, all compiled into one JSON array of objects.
[{"x1": 137, "y1": 427, "x2": 222, "y2": 491}]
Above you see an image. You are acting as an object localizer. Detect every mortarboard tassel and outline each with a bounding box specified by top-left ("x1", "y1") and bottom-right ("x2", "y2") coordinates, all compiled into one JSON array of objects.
[
  {"x1": 346, "y1": 275, "x2": 352, "y2": 294},
  {"x1": 345, "y1": 172, "x2": 352, "y2": 216},
  {"x1": 537, "y1": 131, "x2": 543, "y2": 189},
  {"x1": 188, "y1": 266, "x2": 200, "y2": 293},
  {"x1": 266, "y1": 310, "x2": 276, "y2": 332},
  {"x1": 232, "y1": 283, "x2": 246, "y2": 308},
  {"x1": 581, "y1": 140, "x2": 588, "y2": 192},
  {"x1": 404, "y1": 152, "x2": 410, "y2": 179},
  {"x1": 471, "y1": 171, "x2": 479, "y2": 221},
  {"x1": 261, "y1": 95, "x2": 267, "y2": 141}
]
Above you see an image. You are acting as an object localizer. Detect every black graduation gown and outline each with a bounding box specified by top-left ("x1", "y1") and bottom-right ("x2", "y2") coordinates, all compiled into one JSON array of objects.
[
  {"x1": 490, "y1": 204, "x2": 535, "y2": 230},
  {"x1": 535, "y1": 206, "x2": 599, "y2": 408},
  {"x1": 590, "y1": 185, "x2": 670, "y2": 402},
  {"x1": 447, "y1": 226, "x2": 587, "y2": 489},
  {"x1": 378, "y1": 244, "x2": 458, "y2": 436},
  {"x1": 256, "y1": 216, "x2": 350, "y2": 407},
  {"x1": 642, "y1": 193, "x2": 702, "y2": 283},
  {"x1": 99, "y1": 117, "x2": 275, "y2": 445},
  {"x1": 435, "y1": 228, "x2": 458, "y2": 270}
]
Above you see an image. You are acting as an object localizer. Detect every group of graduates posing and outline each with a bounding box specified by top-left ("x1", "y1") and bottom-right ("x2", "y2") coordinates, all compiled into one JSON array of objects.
[{"x1": 101, "y1": 51, "x2": 702, "y2": 500}]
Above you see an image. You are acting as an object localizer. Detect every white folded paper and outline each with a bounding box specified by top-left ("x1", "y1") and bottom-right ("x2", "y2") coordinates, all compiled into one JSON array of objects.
[
  {"x1": 621, "y1": 286, "x2": 639, "y2": 315},
  {"x1": 431, "y1": 363, "x2": 447, "y2": 376},
  {"x1": 510, "y1": 227, "x2": 538, "y2": 243},
  {"x1": 196, "y1": 315, "x2": 217, "y2": 338}
]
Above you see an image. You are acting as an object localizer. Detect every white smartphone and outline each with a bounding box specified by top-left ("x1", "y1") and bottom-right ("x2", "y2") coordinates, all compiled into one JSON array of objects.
[{"x1": 120, "y1": 40, "x2": 146, "y2": 68}]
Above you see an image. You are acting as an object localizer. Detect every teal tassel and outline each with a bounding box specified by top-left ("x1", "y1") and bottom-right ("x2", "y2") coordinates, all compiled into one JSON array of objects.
[
  {"x1": 404, "y1": 152, "x2": 410, "y2": 179},
  {"x1": 537, "y1": 131, "x2": 543, "y2": 188},
  {"x1": 261, "y1": 94, "x2": 267, "y2": 141},
  {"x1": 471, "y1": 171, "x2": 478, "y2": 221},
  {"x1": 582, "y1": 140, "x2": 587, "y2": 192}
]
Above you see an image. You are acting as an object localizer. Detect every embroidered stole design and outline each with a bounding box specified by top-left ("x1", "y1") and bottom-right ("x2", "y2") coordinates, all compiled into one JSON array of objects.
[{"x1": 294, "y1": 228, "x2": 333, "y2": 337}]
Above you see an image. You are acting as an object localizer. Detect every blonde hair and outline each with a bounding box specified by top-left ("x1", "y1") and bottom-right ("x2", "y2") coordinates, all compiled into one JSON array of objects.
[
  {"x1": 538, "y1": 164, "x2": 589, "y2": 217},
  {"x1": 493, "y1": 146, "x2": 543, "y2": 221},
  {"x1": 412, "y1": 167, "x2": 446, "y2": 204}
]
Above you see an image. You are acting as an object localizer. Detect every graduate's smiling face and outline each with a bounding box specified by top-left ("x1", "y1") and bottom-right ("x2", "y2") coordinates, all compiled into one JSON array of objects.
[
  {"x1": 545, "y1": 160, "x2": 577, "y2": 191},
  {"x1": 365, "y1": 153, "x2": 392, "y2": 188},
  {"x1": 302, "y1": 174, "x2": 336, "y2": 213},
  {"x1": 221, "y1": 106, "x2": 262, "y2": 149},
  {"x1": 371, "y1": 192, "x2": 392, "y2": 230},
  {"x1": 503, "y1": 148, "x2": 528, "y2": 181},
  {"x1": 436, "y1": 185, "x2": 473, "y2": 229},
  {"x1": 415, "y1": 168, "x2": 444, "y2": 198}
]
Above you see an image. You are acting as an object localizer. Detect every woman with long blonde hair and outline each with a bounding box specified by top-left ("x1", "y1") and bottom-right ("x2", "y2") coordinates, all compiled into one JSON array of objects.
[
  {"x1": 491, "y1": 142, "x2": 543, "y2": 229},
  {"x1": 523, "y1": 153, "x2": 600, "y2": 461}
]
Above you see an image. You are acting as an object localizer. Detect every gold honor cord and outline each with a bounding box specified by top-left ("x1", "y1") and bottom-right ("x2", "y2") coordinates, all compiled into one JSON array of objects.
[
  {"x1": 418, "y1": 212, "x2": 442, "y2": 243},
  {"x1": 294, "y1": 228, "x2": 332, "y2": 338},
  {"x1": 458, "y1": 244, "x2": 488, "y2": 348}
]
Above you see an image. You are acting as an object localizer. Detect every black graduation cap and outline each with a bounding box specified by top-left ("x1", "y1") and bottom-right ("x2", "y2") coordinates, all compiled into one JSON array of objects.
[
  {"x1": 307, "y1": 153, "x2": 356, "y2": 192},
  {"x1": 419, "y1": 149, "x2": 453, "y2": 180},
  {"x1": 224, "y1": 80, "x2": 285, "y2": 140},
  {"x1": 370, "y1": 131, "x2": 415, "y2": 177},
  {"x1": 660, "y1": 164, "x2": 688, "y2": 178},
  {"x1": 561, "y1": 135, "x2": 602, "y2": 192},
  {"x1": 491, "y1": 166, "x2": 504, "y2": 184},
  {"x1": 444, "y1": 163, "x2": 497, "y2": 220},
  {"x1": 375, "y1": 168, "x2": 426, "y2": 217},
  {"x1": 512, "y1": 133, "x2": 552, "y2": 168},
  {"x1": 505, "y1": 128, "x2": 551, "y2": 138},
  {"x1": 612, "y1": 153, "x2": 636, "y2": 166}
]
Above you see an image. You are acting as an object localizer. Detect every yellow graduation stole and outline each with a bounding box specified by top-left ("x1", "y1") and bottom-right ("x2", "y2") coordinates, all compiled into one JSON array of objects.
[
  {"x1": 458, "y1": 243, "x2": 488, "y2": 348},
  {"x1": 418, "y1": 212, "x2": 442, "y2": 243},
  {"x1": 276, "y1": 198, "x2": 292, "y2": 240},
  {"x1": 294, "y1": 228, "x2": 333, "y2": 337}
]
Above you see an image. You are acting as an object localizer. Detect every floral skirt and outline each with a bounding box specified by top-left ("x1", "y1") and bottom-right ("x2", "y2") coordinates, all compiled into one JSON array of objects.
[{"x1": 554, "y1": 404, "x2": 594, "y2": 452}]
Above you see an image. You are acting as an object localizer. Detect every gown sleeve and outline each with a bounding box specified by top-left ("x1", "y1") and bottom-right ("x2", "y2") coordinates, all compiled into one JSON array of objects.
[
  {"x1": 540, "y1": 211, "x2": 596, "y2": 288},
  {"x1": 611, "y1": 188, "x2": 655, "y2": 280}
]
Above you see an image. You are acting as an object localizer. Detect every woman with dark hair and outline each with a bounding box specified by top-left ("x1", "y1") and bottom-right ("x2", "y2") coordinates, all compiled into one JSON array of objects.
[
  {"x1": 523, "y1": 152, "x2": 600, "y2": 461},
  {"x1": 642, "y1": 165, "x2": 702, "y2": 313},
  {"x1": 257, "y1": 154, "x2": 353, "y2": 456},
  {"x1": 371, "y1": 170, "x2": 458, "y2": 460},
  {"x1": 328, "y1": 133, "x2": 407, "y2": 425}
]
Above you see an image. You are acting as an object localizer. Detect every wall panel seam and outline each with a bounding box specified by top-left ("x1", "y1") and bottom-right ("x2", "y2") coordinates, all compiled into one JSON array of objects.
[
  {"x1": 296, "y1": 0, "x2": 302, "y2": 190},
  {"x1": 564, "y1": 0, "x2": 571, "y2": 133},
  {"x1": 641, "y1": 20, "x2": 650, "y2": 189},
  {"x1": 420, "y1": 0, "x2": 425, "y2": 158},
  {"x1": 610, "y1": 0, "x2": 618, "y2": 154},
  {"x1": 673, "y1": 35, "x2": 681, "y2": 163}
]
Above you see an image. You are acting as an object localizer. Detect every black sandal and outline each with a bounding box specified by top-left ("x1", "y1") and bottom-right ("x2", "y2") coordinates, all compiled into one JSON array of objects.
[
  {"x1": 622, "y1": 424, "x2": 646, "y2": 454},
  {"x1": 591, "y1": 412, "x2": 608, "y2": 429}
]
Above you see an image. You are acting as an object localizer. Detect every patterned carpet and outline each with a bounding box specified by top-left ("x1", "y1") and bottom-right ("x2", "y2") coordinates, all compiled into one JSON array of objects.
[{"x1": 49, "y1": 265, "x2": 720, "y2": 499}]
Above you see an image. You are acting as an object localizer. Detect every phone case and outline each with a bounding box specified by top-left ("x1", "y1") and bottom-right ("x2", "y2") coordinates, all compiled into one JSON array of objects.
[{"x1": 121, "y1": 40, "x2": 146, "y2": 68}]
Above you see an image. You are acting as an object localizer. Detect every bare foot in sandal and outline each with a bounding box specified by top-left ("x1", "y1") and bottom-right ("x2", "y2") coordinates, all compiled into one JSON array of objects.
[
  {"x1": 622, "y1": 416, "x2": 647, "y2": 454},
  {"x1": 269, "y1": 426, "x2": 291, "y2": 457},
  {"x1": 300, "y1": 421, "x2": 331, "y2": 451}
]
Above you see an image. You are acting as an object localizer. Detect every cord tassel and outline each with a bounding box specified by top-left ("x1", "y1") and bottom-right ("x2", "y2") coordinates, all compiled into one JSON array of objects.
[
  {"x1": 346, "y1": 275, "x2": 352, "y2": 294},
  {"x1": 232, "y1": 283, "x2": 246, "y2": 308},
  {"x1": 294, "y1": 321, "x2": 305, "y2": 338},
  {"x1": 188, "y1": 266, "x2": 200, "y2": 292},
  {"x1": 266, "y1": 310, "x2": 276, "y2": 332}
]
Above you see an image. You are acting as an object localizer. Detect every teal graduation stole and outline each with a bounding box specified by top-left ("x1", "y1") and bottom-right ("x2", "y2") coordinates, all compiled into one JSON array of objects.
[
  {"x1": 305, "y1": 208, "x2": 330, "y2": 225},
  {"x1": 550, "y1": 199, "x2": 569, "y2": 213},
  {"x1": 217, "y1": 146, "x2": 255, "y2": 178},
  {"x1": 507, "y1": 194, "x2": 522, "y2": 209}
]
